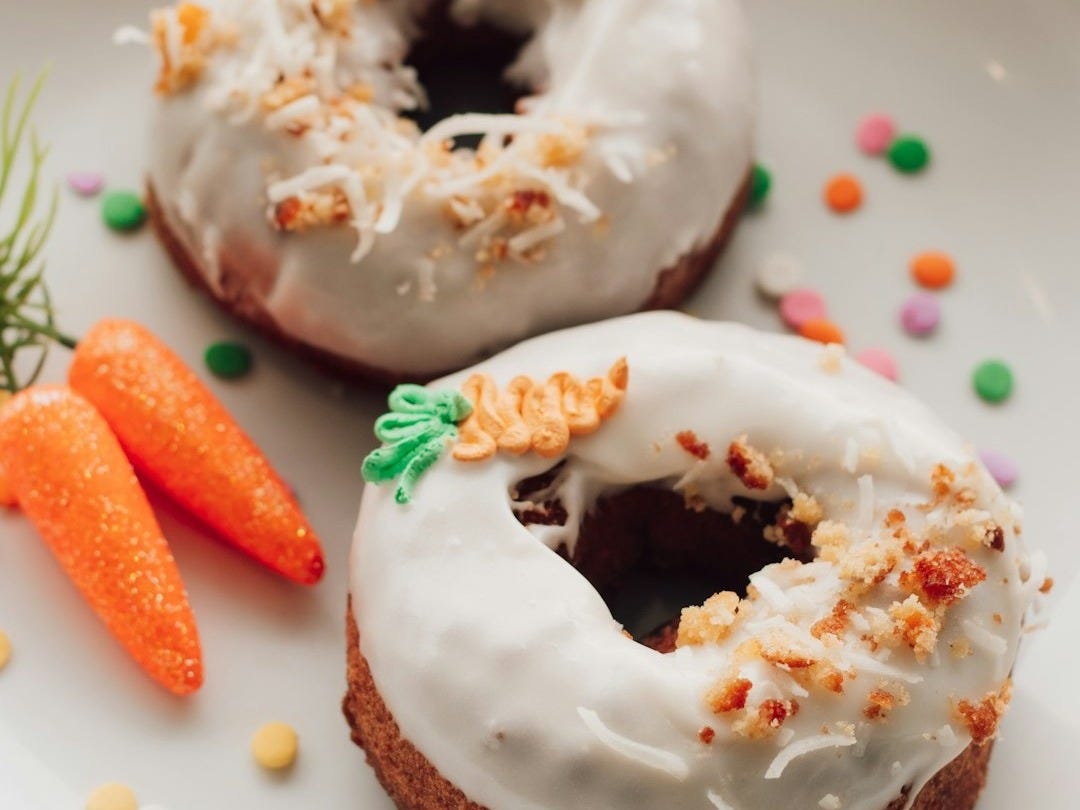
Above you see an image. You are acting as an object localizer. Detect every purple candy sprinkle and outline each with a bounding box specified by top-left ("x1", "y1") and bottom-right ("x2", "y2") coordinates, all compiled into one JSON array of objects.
[
  {"x1": 900, "y1": 292, "x2": 941, "y2": 336},
  {"x1": 980, "y1": 449, "x2": 1019, "y2": 490},
  {"x1": 67, "y1": 171, "x2": 105, "y2": 197}
]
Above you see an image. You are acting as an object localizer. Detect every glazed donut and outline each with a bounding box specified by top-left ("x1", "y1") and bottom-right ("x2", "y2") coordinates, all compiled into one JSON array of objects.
[
  {"x1": 346, "y1": 312, "x2": 1041, "y2": 810},
  {"x1": 134, "y1": 0, "x2": 755, "y2": 379}
]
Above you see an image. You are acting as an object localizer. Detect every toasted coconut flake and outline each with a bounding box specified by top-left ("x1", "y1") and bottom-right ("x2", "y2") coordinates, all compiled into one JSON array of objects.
[{"x1": 727, "y1": 436, "x2": 775, "y2": 490}]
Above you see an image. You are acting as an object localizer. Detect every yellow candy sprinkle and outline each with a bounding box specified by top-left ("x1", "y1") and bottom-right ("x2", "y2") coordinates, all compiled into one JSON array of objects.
[
  {"x1": 86, "y1": 782, "x2": 138, "y2": 810},
  {"x1": 252, "y1": 722, "x2": 299, "y2": 770},
  {"x1": 0, "y1": 630, "x2": 10, "y2": 670}
]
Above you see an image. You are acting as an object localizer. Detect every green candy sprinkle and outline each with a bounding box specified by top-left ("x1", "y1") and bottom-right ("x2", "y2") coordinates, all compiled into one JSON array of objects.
[
  {"x1": 749, "y1": 163, "x2": 772, "y2": 209},
  {"x1": 888, "y1": 136, "x2": 931, "y2": 174},
  {"x1": 102, "y1": 190, "x2": 147, "y2": 232},
  {"x1": 973, "y1": 359, "x2": 1014, "y2": 403},
  {"x1": 205, "y1": 341, "x2": 254, "y2": 380}
]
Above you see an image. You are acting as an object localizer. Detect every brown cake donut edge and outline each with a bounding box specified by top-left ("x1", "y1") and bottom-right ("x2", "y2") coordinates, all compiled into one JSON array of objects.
[
  {"x1": 343, "y1": 605, "x2": 992, "y2": 810},
  {"x1": 146, "y1": 169, "x2": 751, "y2": 385}
]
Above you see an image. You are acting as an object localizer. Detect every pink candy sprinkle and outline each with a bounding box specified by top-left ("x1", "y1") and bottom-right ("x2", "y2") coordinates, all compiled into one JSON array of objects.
[
  {"x1": 900, "y1": 292, "x2": 941, "y2": 336},
  {"x1": 855, "y1": 114, "x2": 897, "y2": 156},
  {"x1": 855, "y1": 348, "x2": 899, "y2": 382},
  {"x1": 67, "y1": 171, "x2": 105, "y2": 197},
  {"x1": 779, "y1": 288, "x2": 827, "y2": 330},
  {"x1": 980, "y1": 449, "x2": 1019, "y2": 489}
]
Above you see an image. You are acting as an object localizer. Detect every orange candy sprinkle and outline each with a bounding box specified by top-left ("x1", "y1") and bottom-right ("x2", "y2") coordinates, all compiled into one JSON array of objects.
[
  {"x1": 0, "y1": 386, "x2": 202, "y2": 695},
  {"x1": 911, "y1": 251, "x2": 956, "y2": 289},
  {"x1": 800, "y1": 319, "x2": 846, "y2": 345},
  {"x1": 824, "y1": 174, "x2": 863, "y2": 214},
  {"x1": 68, "y1": 320, "x2": 325, "y2": 586}
]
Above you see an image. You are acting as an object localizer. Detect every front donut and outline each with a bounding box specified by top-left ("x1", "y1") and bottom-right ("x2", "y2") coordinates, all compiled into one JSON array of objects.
[
  {"x1": 137, "y1": 0, "x2": 755, "y2": 379},
  {"x1": 346, "y1": 312, "x2": 1042, "y2": 810}
]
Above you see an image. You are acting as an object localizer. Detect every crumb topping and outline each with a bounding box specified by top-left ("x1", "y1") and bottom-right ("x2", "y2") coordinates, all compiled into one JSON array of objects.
[
  {"x1": 733, "y1": 699, "x2": 800, "y2": 738},
  {"x1": 811, "y1": 520, "x2": 850, "y2": 563},
  {"x1": 706, "y1": 676, "x2": 753, "y2": 714},
  {"x1": 954, "y1": 681, "x2": 1011, "y2": 745},
  {"x1": 811, "y1": 600, "x2": 854, "y2": 641},
  {"x1": 272, "y1": 188, "x2": 351, "y2": 231},
  {"x1": 791, "y1": 493, "x2": 824, "y2": 525},
  {"x1": 677, "y1": 592, "x2": 744, "y2": 647},
  {"x1": 949, "y1": 638, "x2": 972, "y2": 659},
  {"x1": 839, "y1": 538, "x2": 901, "y2": 592},
  {"x1": 152, "y1": 3, "x2": 218, "y2": 95},
  {"x1": 888, "y1": 595, "x2": 940, "y2": 661},
  {"x1": 674, "y1": 457, "x2": 1018, "y2": 749},
  {"x1": 759, "y1": 631, "x2": 817, "y2": 669},
  {"x1": 863, "y1": 683, "x2": 910, "y2": 721},
  {"x1": 727, "y1": 436, "x2": 775, "y2": 490},
  {"x1": 900, "y1": 547, "x2": 986, "y2": 606},
  {"x1": 676, "y1": 430, "x2": 711, "y2": 461},
  {"x1": 809, "y1": 662, "x2": 847, "y2": 694}
]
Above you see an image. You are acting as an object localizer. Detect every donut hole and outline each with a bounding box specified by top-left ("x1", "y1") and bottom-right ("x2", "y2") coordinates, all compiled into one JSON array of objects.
[
  {"x1": 405, "y1": 3, "x2": 532, "y2": 149},
  {"x1": 513, "y1": 468, "x2": 815, "y2": 652}
]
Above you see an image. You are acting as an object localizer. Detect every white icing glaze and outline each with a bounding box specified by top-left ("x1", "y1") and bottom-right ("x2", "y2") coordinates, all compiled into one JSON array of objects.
[
  {"x1": 140, "y1": 0, "x2": 755, "y2": 375},
  {"x1": 351, "y1": 312, "x2": 1035, "y2": 810}
]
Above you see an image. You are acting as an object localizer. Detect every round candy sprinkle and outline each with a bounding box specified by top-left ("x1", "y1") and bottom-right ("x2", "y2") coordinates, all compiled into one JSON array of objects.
[
  {"x1": 102, "y1": 191, "x2": 147, "y2": 232},
  {"x1": 779, "y1": 288, "x2": 827, "y2": 330},
  {"x1": 799, "y1": 318, "x2": 845, "y2": 345},
  {"x1": 86, "y1": 783, "x2": 138, "y2": 810},
  {"x1": 855, "y1": 114, "x2": 896, "y2": 155},
  {"x1": 980, "y1": 449, "x2": 1019, "y2": 490},
  {"x1": 900, "y1": 292, "x2": 941, "y2": 336},
  {"x1": 888, "y1": 135, "x2": 931, "y2": 174},
  {"x1": 910, "y1": 251, "x2": 956, "y2": 289},
  {"x1": 252, "y1": 722, "x2": 299, "y2": 771},
  {"x1": 973, "y1": 359, "x2": 1014, "y2": 403},
  {"x1": 855, "y1": 348, "x2": 899, "y2": 382},
  {"x1": 824, "y1": 173, "x2": 863, "y2": 214},
  {"x1": 67, "y1": 171, "x2": 105, "y2": 197},
  {"x1": 204, "y1": 341, "x2": 254, "y2": 380},
  {"x1": 749, "y1": 163, "x2": 772, "y2": 209},
  {"x1": 0, "y1": 629, "x2": 10, "y2": 670},
  {"x1": 755, "y1": 252, "x2": 803, "y2": 299}
]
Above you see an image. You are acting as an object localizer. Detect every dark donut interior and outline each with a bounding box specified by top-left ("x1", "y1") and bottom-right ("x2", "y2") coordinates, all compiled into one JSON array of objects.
[
  {"x1": 513, "y1": 465, "x2": 815, "y2": 653},
  {"x1": 404, "y1": 2, "x2": 531, "y2": 149}
]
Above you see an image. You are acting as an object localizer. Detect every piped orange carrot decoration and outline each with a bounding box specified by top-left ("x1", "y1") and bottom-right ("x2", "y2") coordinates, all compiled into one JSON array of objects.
[
  {"x1": 0, "y1": 386, "x2": 203, "y2": 695},
  {"x1": 68, "y1": 319, "x2": 325, "y2": 585}
]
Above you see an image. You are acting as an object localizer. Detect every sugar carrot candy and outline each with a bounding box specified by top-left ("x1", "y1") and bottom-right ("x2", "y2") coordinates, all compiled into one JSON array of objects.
[
  {"x1": 0, "y1": 385, "x2": 202, "y2": 695},
  {"x1": 68, "y1": 319, "x2": 325, "y2": 585}
]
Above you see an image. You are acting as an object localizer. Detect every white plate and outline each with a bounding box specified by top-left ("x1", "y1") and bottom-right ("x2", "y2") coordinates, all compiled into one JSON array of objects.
[{"x1": 1, "y1": 1, "x2": 1078, "y2": 807}]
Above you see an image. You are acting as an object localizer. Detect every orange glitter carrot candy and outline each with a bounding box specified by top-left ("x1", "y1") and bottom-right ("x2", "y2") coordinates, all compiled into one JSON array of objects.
[
  {"x1": 0, "y1": 386, "x2": 203, "y2": 695},
  {"x1": 68, "y1": 320, "x2": 325, "y2": 585}
]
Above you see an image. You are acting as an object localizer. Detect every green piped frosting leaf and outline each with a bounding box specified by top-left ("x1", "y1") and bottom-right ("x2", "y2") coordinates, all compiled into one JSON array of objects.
[{"x1": 361, "y1": 385, "x2": 473, "y2": 504}]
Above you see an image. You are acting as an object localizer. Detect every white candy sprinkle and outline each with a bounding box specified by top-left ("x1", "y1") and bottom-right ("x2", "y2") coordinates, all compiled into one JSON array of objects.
[
  {"x1": 819, "y1": 795, "x2": 842, "y2": 809},
  {"x1": 756, "y1": 252, "x2": 804, "y2": 299}
]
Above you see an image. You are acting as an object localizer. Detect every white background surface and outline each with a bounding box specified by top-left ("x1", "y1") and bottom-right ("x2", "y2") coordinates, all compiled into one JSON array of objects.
[{"x1": 1, "y1": 1, "x2": 1078, "y2": 807}]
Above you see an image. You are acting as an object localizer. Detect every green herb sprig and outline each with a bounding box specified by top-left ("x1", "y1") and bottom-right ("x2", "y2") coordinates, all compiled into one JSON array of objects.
[{"x1": 0, "y1": 71, "x2": 76, "y2": 395}]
